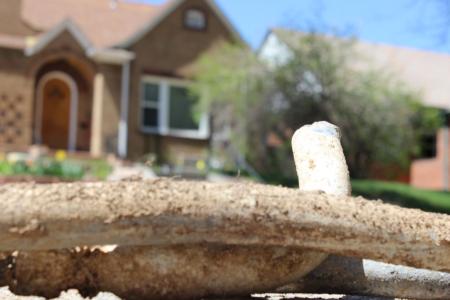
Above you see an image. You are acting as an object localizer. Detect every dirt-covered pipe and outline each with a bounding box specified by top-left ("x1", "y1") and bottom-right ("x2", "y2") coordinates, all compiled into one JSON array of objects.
[
  {"x1": 289, "y1": 122, "x2": 450, "y2": 299},
  {"x1": 0, "y1": 179, "x2": 449, "y2": 272},
  {"x1": 0, "y1": 245, "x2": 323, "y2": 300},
  {"x1": 292, "y1": 121, "x2": 351, "y2": 196},
  {"x1": 283, "y1": 255, "x2": 450, "y2": 299},
  {"x1": 290, "y1": 121, "x2": 352, "y2": 285}
]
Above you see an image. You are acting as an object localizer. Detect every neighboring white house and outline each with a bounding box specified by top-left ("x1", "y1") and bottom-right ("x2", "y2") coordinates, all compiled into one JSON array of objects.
[{"x1": 259, "y1": 28, "x2": 450, "y2": 190}]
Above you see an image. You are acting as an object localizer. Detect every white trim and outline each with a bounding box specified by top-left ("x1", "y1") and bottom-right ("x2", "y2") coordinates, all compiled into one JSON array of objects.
[
  {"x1": 88, "y1": 48, "x2": 135, "y2": 65},
  {"x1": 25, "y1": 19, "x2": 93, "y2": 57},
  {"x1": 118, "y1": 61, "x2": 131, "y2": 158},
  {"x1": 90, "y1": 73, "x2": 105, "y2": 156},
  {"x1": 139, "y1": 76, "x2": 209, "y2": 140},
  {"x1": 35, "y1": 71, "x2": 79, "y2": 152},
  {"x1": 116, "y1": 0, "x2": 246, "y2": 48},
  {"x1": 142, "y1": 74, "x2": 192, "y2": 86},
  {"x1": 159, "y1": 81, "x2": 169, "y2": 135}
]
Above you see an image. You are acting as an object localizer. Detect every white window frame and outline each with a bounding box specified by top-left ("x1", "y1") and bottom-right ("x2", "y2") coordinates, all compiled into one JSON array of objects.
[{"x1": 140, "y1": 75, "x2": 209, "y2": 139}]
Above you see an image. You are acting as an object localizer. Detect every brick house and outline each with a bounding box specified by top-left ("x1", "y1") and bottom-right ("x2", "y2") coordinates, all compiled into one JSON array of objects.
[
  {"x1": 0, "y1": 0, "x2": 243, "y2": 164},
  {"x1": 259, "y1": 28, "x2": 450, "y2": 190}
]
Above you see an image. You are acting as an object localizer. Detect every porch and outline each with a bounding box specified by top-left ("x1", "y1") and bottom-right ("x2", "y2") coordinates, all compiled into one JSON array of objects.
[{"x1": 0, "y1": 38, "x2": 133, "y2": 159}]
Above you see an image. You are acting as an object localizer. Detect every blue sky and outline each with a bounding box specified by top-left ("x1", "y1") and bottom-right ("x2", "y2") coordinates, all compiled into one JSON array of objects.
[{"x1": 137, "y1": 0, "x2": 450, "y2": 53}]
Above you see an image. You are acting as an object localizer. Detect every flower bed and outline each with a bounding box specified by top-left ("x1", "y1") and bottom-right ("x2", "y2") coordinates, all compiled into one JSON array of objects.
[{"x1": 0, "y1": 150, "x2": 112, "y2": 183}]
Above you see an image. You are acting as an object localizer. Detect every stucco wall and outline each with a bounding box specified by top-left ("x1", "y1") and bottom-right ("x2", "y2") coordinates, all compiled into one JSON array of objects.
[{"x1": 126, "y1": 0, "x2": 234, "y2": 162}]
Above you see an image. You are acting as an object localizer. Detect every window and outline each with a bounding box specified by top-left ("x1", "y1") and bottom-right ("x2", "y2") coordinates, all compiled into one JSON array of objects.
[
  {"x1": 141, "y1": 83, "x2": 159, "y2": 128},
  {"x1": 140, "y1": 77, "x2": 209, "y2": 139},
  {"x1": 184, "y1": 9, "x2": 206, "y2": 30},
  {"x1": 169, "y1": 86, "x2": 199, "y2": 130},
  {"x1": 418, "y1": 134, "x2": 437, "y2": 159}
]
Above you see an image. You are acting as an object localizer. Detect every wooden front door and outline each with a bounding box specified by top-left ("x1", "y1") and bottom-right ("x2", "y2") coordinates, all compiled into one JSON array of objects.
[{"x1": 41, "y1": 77, "x2": 71, "y2": 149}]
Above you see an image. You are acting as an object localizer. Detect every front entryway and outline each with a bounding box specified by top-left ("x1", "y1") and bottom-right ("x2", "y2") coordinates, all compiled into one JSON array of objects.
[{"x1": 35, "y1": 72, "x2": 78, "y2": 151}]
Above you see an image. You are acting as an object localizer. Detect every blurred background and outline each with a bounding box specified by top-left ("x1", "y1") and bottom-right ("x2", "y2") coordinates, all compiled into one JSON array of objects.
[{"x1": 0, "y1": 0, "x2": 448, "y2": 213}]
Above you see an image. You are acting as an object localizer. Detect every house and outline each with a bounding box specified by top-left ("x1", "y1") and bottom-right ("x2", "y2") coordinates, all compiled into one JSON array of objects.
[
  {"x1": 0, "y1": 0, "x2": 243, "y2": 165},
  {"x1": 259, "y1": 28, "x2": 450, "y2": 191}
]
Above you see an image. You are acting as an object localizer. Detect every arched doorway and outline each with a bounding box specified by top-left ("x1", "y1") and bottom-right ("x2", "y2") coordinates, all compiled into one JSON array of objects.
[{"x1": 35, "y1": 72, "x2": 78, "y2": 151}]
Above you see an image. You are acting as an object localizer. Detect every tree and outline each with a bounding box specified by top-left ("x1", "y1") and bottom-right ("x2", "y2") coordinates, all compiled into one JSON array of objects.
[{"x1": 191, "y1": 33, "x2": 441, "y2": 182}]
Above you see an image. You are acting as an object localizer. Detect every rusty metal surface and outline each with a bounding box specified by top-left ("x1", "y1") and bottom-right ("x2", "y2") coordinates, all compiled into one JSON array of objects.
[{"x1": 0, "y1": 179, "x2": 448, "y2": 272}]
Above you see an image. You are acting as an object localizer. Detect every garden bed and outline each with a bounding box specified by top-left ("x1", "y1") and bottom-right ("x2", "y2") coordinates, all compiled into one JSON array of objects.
[
  {"x1": 0, "y1": 175, "x2": 71, "y2": 184},
  {"x1": 0, "y1": 150, "x2": 112, "y2": 183}
]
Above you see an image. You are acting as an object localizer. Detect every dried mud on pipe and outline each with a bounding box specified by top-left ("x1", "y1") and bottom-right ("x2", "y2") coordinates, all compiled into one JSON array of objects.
[
  {"x1": 0, "y1": 179, "x2": 449, "y2": 271},
  {"x1": 0, "y1": 245, "x2": 323, "y2": 300}
]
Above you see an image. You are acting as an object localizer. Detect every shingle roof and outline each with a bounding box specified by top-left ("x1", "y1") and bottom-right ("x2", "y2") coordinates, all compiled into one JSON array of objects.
[
  {"x1": 268, "y1": 28, "x2": 450, "y2": 111},
  {"x1": 0, "y1": 33, "x2": 26, "y2": 50},
  {"x1": 21, "y1": 0, "x2": 165, "y2": 48},
  {"x1": 355, "y1": 42, "x2": 450, "y2": 111}
]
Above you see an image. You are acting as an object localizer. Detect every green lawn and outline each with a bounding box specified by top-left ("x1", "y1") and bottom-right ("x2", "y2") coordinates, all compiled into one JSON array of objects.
[{"x1": 352, "y1": 180, "x2": 450, "y2": 214}]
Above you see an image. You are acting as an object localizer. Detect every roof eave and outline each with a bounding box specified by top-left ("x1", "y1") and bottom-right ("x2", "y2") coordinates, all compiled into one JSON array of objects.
[
  {"x1": 0, "y1": 37, "x2": 26, "y2": 51},
  {"x1": 115, "y1": 0, "x2": 247, "y2": 49},
  {"x1": 206, "y1": 0, "x2": 247, "y2": 47},
  {"x1": 24, "y1": 19, "x2": 93, "y2": 57},
  {"x1": 116, "y1": 0, "x2": 183, "y2": 48},
  {"x1": 88, "y1": 48, "x2": 135, "y2": 65},
  {"x1": 24, "y1": 19, "x2": 135, "y2": 65}
]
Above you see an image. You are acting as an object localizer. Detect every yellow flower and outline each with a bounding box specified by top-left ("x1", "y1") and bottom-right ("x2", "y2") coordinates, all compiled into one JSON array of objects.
[
  {"x1": 55, "y1": 150, "x2": 67, "y2": 162},
  {"x1": 196, "y1": 159, "x2": 206, "y2": 171},
  {"x1": 0, "y1": 152, "x2": 5, "y2": 161}
]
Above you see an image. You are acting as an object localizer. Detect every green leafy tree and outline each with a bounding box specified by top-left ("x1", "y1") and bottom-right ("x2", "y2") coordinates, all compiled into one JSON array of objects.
[{"x1": 191, "y1": 33, "x2": 442, "y2": 181}]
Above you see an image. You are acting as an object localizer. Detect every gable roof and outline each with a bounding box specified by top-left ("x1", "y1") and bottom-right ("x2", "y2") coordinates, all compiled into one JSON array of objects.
[
  {"x1": 25, "y1": 19, "x2": 92, "y2": 56},
  {"x1": 117, "y1": 0, "x2": 246, "y2": 48},
  {"x1": 19, "y1": 0, "x2": 244, "y2": 50},
  {"x1": 21, "y1": 0, "x2": 163, "y2": 48},
  {"x1": 25, "y1": 19, "x2": 135, "y2": 64},
  {"x1": 262, "y1": 28, "x2": 450, "y2": 111}
]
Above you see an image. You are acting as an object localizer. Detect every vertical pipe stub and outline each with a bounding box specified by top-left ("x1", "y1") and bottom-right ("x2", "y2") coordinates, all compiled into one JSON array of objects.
[{"x1": 292, "y1": 121, "x2": 351, "y2": 196}]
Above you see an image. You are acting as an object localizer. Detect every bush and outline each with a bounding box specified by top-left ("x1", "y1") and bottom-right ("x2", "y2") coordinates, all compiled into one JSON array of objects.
[{"x1": 191, "y1": 35, "x2": 441, "y2": 179}]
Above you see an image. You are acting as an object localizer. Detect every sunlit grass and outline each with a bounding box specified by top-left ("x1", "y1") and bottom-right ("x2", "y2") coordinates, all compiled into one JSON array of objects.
[{"x1": 352, "y1": 180, "x2": 450, "y2": 214}]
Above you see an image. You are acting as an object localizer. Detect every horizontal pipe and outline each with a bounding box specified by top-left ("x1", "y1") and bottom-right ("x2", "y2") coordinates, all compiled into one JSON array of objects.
[
  {"x1": 0, "y1": 179, "x2": 449, "y2": 272},
  {"x1": 1, "y1": 245, "x2": 323, "y2": 300},
  {"x1": 281, "y1": 255, "x2": 450, "y2": 299},
  {"x1": 3, "y1": 250, "x2": 449, "y2": 299}
]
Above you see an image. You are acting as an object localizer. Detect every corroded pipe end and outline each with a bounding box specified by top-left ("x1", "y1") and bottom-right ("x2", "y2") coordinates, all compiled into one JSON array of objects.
[{"x1": 292, "y1": 121, "x2": 351, "y2": 196}]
